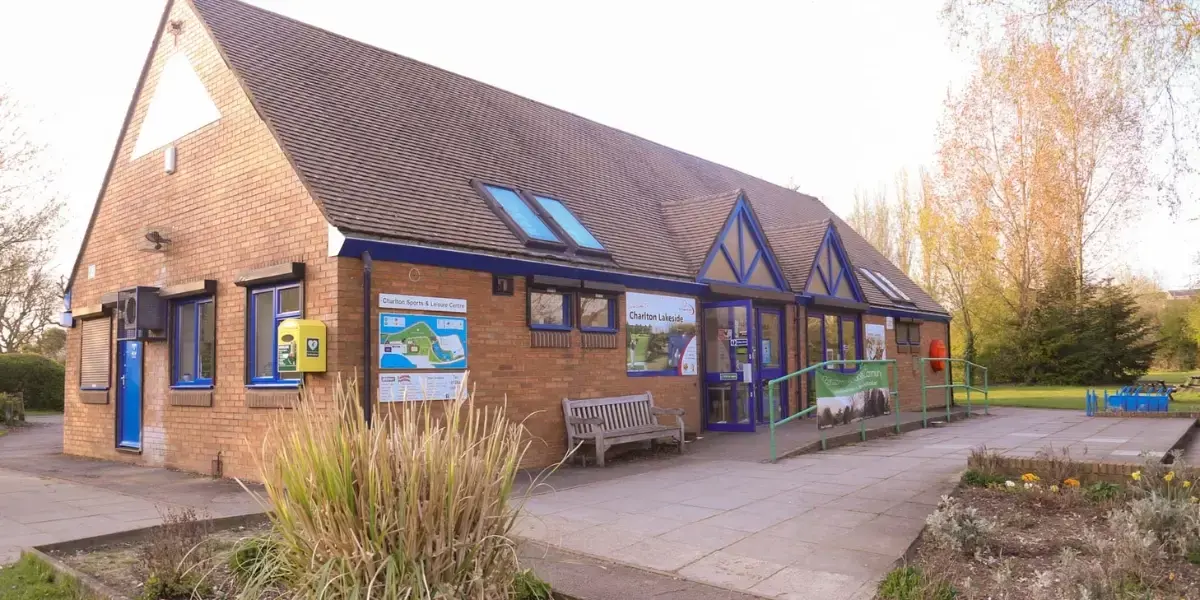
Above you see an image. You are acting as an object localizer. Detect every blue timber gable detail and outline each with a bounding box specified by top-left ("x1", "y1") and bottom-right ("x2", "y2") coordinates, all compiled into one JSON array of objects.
[{"x1": 696, "y1": 195, "x2": 788, "y2": 291}]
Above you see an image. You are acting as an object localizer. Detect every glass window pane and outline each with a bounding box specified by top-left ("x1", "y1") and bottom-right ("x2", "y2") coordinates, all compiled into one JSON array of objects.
[
  {"x1": 535, "y1": 196, "x2": 603, "y2": 249},
  {"x1": 199, "y1": 301, "x2": 215, "y2": 379},
  {"x1": 704, "y1": 307, "x2": 732, "y2": 373},
  {"x1": 177, "y1": 303, "x2": 196, "y2": 382},
  {"x1": 253, "y1": 292, "x2": 275, "y2": 378},
  {"x1": 580, "y1": 297, "x2": 611, "y2": 329},
  {"x1": 824, "y1": 315, "x2": 839, "y2": 368},
  {"x1": 279, "y1": 286, "x2": 300, "y2": 314},
  {"x1": 486, "y1": 186, "x2": 560, "y2": 243},
  {"x1": 530, "y1": 291, "x2": 566, "y2": 326},
  {"x1": 842, "y1": 318, "x2": 858, "y2": 363},
  {"x1": 760, "y1": 311, "x2": 781, "y2": 369}
]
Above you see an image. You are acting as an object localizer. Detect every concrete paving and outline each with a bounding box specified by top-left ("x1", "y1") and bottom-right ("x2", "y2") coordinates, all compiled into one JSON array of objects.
[
  {"x1": 517, "y1": 408, "x2": 1195, "y2": 599},
  {"x1": 0, "y1": 415, "x2": 261, "y2": 564}
]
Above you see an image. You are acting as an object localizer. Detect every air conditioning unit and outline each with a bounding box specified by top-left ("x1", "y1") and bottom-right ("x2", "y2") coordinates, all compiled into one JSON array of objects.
[{"x1": 116, "y1": 286, "x2": 166, "y2": 340}]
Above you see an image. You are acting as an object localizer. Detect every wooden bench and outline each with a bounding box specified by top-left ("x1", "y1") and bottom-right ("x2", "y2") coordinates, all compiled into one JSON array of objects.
[{"x1": 562, "y1": 392, "x2": 685, "y2": 467}]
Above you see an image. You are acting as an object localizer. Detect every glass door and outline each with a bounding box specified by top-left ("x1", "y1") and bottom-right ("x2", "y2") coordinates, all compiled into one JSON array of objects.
[
  {"x1": 805, "y1": 312, "x2": 860, "y2": 410},
  {"x1": 702, "y1": 300, "x2": 755, "y2": 432},
  {"x1": 755, "y1": 306, "x2": 786, "y2": 423}
]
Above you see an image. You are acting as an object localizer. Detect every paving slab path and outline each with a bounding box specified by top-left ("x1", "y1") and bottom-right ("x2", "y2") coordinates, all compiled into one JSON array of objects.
[
  {"x1": 0, "y1": 415, "x2": 261, "y2": 564},
  {"x1": 517, "y1": 408, "x2": 1195, "y2": 600}
]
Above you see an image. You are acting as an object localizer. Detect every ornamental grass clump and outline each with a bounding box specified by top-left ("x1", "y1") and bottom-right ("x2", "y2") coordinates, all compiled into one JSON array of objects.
[{"x1": 240, "y1": 374, "x2": 532, "y2": 599}]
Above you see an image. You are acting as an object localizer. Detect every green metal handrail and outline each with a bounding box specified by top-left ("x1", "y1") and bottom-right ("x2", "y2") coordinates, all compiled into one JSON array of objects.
[
  {"x1": 767, "y1": 359, "x2": 899, "y2": 462},
  {"x1": 918, "y1": 357, "x2": 990, "y2": 427}
]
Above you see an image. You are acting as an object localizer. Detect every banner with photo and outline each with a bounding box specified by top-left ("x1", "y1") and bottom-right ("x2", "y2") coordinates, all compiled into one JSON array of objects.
[
  {"x1": 815, "y1": 363, "x2": 891, "y2": 429},
  {"x1": 625, "y1": 292, "x2": 698, "y2": 375}
]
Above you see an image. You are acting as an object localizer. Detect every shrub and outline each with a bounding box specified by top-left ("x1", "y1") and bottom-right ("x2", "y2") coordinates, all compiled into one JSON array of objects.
[
  {"x1": 1033, "y1": 445, "x2": 1084, "y2": 485},
  {"x1": 1122, "y1": 493, "x2": 1200, "y2": 558},
  {"x1": 924, "y1": 495, "x2": 995, "y2": 555},
  {"x1": 512, "y1": 569, "x2": 553, "y2": 600},
  {"x1": 136, "y1": 506, "x2": 212, "y2": 600},
  {"x1": 241, "y1": 375, "x2": 534, "y2": 599},
  {"x1": 227, "y1": 535, "x2": 281, "y2": 585},
  {"x1": 878, "y1": 566, "x2": 957, "y2": 600},
  {"x1": 1055, "y1": 510, "x2": 1168, "y2": 597},
  {"x1": 0, "y1": 354, "x2": 64, "y2": 411},
  {"x1": 961, "y1": 469, "x2": 1005, "y2": 488},
  {"x1": 1086, "y1": 481, "x2": 1122, "y2": 503}
]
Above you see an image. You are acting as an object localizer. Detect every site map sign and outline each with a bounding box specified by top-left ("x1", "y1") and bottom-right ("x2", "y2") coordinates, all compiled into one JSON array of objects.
[{"x1": 379, "y1": 313, "x2": 468, "y2": 370}]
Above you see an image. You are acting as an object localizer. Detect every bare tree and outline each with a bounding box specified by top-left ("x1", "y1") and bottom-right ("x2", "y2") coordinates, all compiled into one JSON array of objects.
[{"x1": 0, "y1": 91, "x2": 62, "y2": 353}]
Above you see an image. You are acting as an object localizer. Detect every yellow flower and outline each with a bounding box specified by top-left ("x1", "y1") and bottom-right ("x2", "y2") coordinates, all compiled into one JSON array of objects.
[
  {"x1": 1190, "y1": 496, "x2": 1198, "y2": 504},
  {"x1": 1165, "y1": 471, "x2": 1176, "y2": 483},
  {"x1": 1021, "y1": 473, "x2": 1040, "y2": 483},
  {"x1": 1131, "y1": 471, "x2": 1142, "y2": 481},
  {"x1": 1064, "y1": 478, "x2": 1081, "y2": 488},
  {"x1": 1185, "y1": 481, "x2": 1193, "y2": 488},
  {"x1": 1050, "y1": 485, "x2": 1060, "y2": 493}
]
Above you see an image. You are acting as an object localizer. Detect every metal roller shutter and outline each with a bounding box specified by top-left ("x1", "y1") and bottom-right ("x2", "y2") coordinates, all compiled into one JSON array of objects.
[{"x1": 80, "y1": 317, "x2": 111, "y2": 389}]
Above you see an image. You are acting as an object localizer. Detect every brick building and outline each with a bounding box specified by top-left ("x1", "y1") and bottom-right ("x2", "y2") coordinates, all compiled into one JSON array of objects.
[{"x1": 62, "y1": 0, "x2": 951, "y2": 479}]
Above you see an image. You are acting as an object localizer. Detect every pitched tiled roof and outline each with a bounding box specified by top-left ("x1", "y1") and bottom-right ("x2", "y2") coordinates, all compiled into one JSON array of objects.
[
  {"x1": 767, "y1": 219, "x2": 831, "y2": 293},
  {"x1": 661, "y1": 191, "x2": 741, "y2": 273},
  {"x1": 189, "y1": 0, "x2": 946, "y2": 315}
]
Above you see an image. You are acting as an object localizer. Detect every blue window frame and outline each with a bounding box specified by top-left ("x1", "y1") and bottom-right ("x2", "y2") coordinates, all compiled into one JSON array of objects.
[
  {"x1": 172, "y1": 297, "x2": 215, "y2": 387},
  {"x1": 248, "y1": 283, "x2": 302, "y2": 386},
  {"x1": 579, "y1": 294, "x2": 617, "y2": 332},
  {"x1": 480, "y1": 184, "x2": 563, "y2": 244},
  {"x1": 533, "y1": 195, "x2": 605, "y2": 251},
  {"x1": 529, "y1": 289, "x2": 572, "y2": 331}
]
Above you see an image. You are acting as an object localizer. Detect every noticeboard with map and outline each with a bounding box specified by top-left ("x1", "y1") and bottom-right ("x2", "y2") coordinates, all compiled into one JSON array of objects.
[{"x1": 379, "y1": 313, "x2": 467, "y2": 370}]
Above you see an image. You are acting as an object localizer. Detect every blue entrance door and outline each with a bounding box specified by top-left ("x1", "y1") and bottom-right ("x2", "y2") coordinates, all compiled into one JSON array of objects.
[
  {"x1": 702, "y1": 300, "x2": 755, "y2": 432},
  {"x1": 116, "y1": 340, "x2": 143, "y2": 450},
  {"x1": 755, "y1": 306, "x2": 786, "y2": 423},
  {"x1": 805, "y1": 312, "x2": 860, "y2": 410}
]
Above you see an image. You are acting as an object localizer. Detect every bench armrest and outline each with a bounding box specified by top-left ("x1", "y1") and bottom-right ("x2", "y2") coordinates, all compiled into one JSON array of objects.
[
  {"x1": 650, "y1": 407, "x2": 684, "y2": 416},
  {"x1": 566, "y1": 415, "x2": 605, "y2": 426}
]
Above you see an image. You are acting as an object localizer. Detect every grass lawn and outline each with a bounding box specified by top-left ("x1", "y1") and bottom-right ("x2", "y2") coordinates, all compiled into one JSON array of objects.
[
  {"x1": 0, "y1": 554, "x2": 90, "y2": 600},
  {"x1": 953, "y1": 371, "x2": 1200, "y2": 411},
  {"x1": 24, "y1": 409, "x2": 62, "y2": 416}
]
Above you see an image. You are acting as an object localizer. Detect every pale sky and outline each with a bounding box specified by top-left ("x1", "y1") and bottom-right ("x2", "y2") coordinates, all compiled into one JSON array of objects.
[{"x1": 1, "y1": 0, "x2": 1196, "y2": 287}]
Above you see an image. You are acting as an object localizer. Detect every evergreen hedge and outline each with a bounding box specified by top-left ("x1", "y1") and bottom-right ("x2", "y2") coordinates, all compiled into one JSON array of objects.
[{"x1": 0, "y1": 353, "x2": 65, "y2": 411}]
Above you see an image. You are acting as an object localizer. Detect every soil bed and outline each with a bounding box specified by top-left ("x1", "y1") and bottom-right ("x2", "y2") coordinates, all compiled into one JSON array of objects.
[
  {"x1": 903, "y1": 486, "x2": 1200, "y2": 598},
  {"x1": 50, "y1": 522, "x2": 271, "y2": 599}
]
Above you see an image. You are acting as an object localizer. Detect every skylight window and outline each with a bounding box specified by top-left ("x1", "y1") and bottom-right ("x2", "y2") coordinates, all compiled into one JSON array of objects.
[
  {"x1": 858, "y1": 267, "x2": 914, "y2": 304},
  {"x1": 481, "y1": 184, "x2": 562, "y2": 244},
  {"x1": 533, "y1": 196, "x2": 604, "y2": 251},
  {"x1": 474, "y1": 181, "x2": 609, "y2": 255}
]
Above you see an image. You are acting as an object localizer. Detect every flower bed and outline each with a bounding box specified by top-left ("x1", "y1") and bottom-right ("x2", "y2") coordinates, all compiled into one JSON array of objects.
[{"x1": 881, "y1": 450, "x2": 1200, "y2": 598}]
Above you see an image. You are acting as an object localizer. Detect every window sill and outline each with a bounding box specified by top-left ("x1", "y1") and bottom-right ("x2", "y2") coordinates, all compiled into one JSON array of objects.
[
  {"x1": 530, "y1": 325, "x2": 573, "y2": 332},
  {"x1": 580, "y1": 327, "x2": 618, "y2": 334},
  {"x1": 171, "y1": 384, "x2": 214, "y2": 390},
  {"x1": 245, "y1": 382, "x2": 301, "y2": 389},
  {"x1": 80, "y1": 386, "x2": 110, "y2": 392}
]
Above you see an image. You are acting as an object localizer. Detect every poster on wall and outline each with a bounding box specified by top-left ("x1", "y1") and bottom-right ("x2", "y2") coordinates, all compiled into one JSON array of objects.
[
  {"x1": 815, "y1": 363, "x2": 891, "y2": 429},
  {"x1": 379, "y1": 372, "x2": 465, "y2": 402},
  {"x1": 625, "y1": 292, "x2": 698, "y2": 375},
  {"x1": 864, "y1": 323, "x2": 887, "y2": 360},
  {"x1": 379, "y1": 313, "x2": 467, "y2": 369}
]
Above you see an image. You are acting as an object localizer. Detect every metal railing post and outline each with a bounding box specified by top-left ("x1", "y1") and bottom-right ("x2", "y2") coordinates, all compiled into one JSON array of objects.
[
  {"x1": 920, "y1": 363, "x2": 928, "y2": 427},
  {"x1": 966, "y1": 362, "x2": 972, "y2": 418},
  {"x1": 893, "y1": 362, "x2": 900, "y2": 434},
  {"x1": 944, "y1": 359, "x2": 951, "y2": 422},
  {"x1": 983, "y1": 367, "x2": 989, "y2": 415},
  {"x1": 769, "y1": 382, "x2": 777, "y2": 462}
]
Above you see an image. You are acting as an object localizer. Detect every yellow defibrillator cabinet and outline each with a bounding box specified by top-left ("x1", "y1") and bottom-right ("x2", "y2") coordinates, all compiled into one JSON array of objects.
[{"x1": 277, "y1": 319, "x2": 327, "y2": 373}]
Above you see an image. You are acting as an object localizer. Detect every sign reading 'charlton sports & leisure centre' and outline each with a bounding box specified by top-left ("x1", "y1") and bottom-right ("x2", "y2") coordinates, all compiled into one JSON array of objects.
[{"x1": 625, "y1": 292, "x2": 698, "y2": 376}]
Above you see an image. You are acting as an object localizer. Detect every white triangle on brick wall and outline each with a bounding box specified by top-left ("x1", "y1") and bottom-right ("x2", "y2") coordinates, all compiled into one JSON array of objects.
[{"x1": 131, "y1": 53, "x2": 221, "y2": 160}]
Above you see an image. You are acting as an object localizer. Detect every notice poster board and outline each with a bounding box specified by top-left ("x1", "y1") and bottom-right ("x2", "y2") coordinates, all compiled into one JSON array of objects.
[
  {"x1": 864, "y1": 323, "x2": 886, "y2": 360},
  {"x1": 379, "y1": 372, "x2": 465, "y2": 402},
  {"x1": 815, "y1": 363, "x2": 891, "y2": 429},
  {"x1": 625, "y1": 292, "x2": 698, "y2": 375},
  {"x1": 379, "y1": 313, "x2": 467, "y2": 370}
]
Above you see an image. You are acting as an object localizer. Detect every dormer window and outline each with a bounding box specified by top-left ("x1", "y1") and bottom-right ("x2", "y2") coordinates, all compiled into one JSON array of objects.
[{"x1": 473, "y1": 180, "x2": 608, "y2": 256}]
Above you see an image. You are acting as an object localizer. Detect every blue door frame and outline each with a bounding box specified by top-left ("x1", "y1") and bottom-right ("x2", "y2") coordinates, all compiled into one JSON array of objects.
[
  {"x1": 702, "y1": 300, "x2": 755, "y2": 432},
  {"x1": 755, "y1": 306, "x2": 787, "y2": 423},
  {"x1": 116, "y1": 340, "x2": 143, "y2": 450}
]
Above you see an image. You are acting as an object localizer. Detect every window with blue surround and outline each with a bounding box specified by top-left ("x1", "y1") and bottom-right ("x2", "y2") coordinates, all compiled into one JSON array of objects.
[
  {"x1": 529, "y1": 289, "x2": 572, "y2": 330},
  {"x1": 173, "y1": 297, "x2": 215, "y2": 387},
  {"x1": 248, "y1": 283, "x2": 302, "y2": 385},
  {"x1": 481, "y1": 184, "x2": 562, "y2": 244},
  {"x1": 579, "y1": 294, "x2": 617, "y2": 332},
  {"x1": 533, "y1": 196, "x2": 604, "y2": 251}
]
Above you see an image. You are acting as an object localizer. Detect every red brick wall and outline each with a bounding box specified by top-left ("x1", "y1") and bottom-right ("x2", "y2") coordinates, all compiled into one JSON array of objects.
[
  {"x1": 63, "y1": 0, "x2": 342, "y2": 481},
  {"x1": 339, "y1": 261, "x2": 702, "y2": 467},
  {"x1": 861, "y1": 315, "x2": 952, "y2": 412}
]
